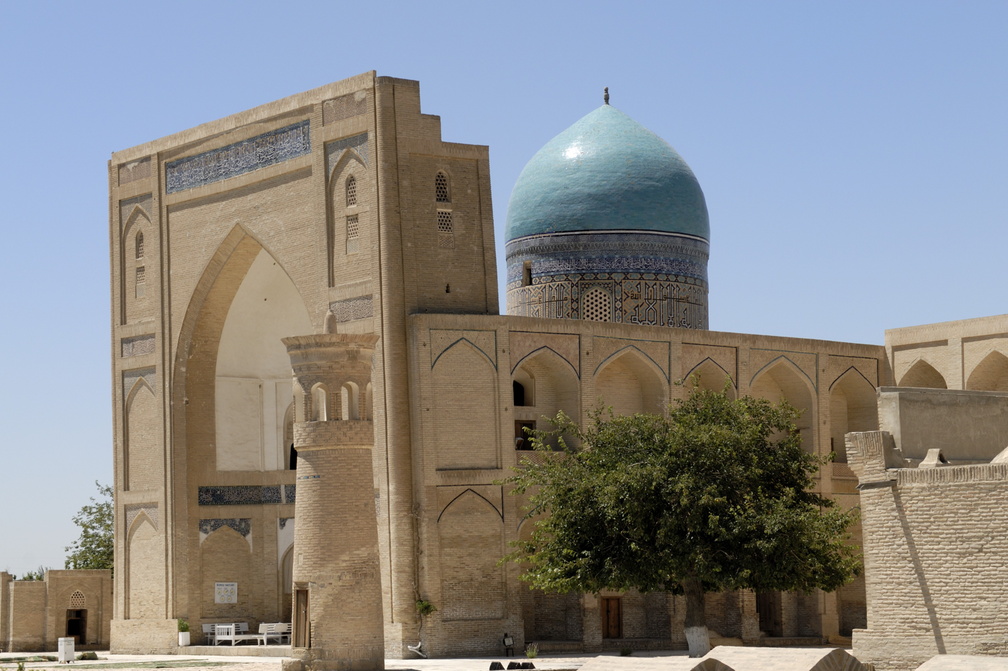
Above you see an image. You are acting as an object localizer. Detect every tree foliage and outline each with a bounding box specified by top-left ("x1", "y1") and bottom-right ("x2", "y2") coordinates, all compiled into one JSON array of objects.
[
  {"x1": 19, "y1": 566, "x2": 49, "y2": 581},
  {"x1": 65, "y1": 482, "x2": 114, "y2": 572},
  {"x1": 504, "y1": 386, "x2": 860, "y2": 653}
]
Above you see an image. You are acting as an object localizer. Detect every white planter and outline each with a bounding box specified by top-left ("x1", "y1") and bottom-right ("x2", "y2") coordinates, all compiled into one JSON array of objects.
[{"x1": 178, "y1": 631, "x2": 191, "y2": 647}]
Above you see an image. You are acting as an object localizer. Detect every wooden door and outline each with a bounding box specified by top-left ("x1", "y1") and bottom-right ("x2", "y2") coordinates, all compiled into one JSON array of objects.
[
  {"x1": 294, "y1": 589, "x2": 309, "y2": 648},
  {"x1": 757, "y1": 590, "x2": 783, "y2": 637},
  {"x1": 601, "y1": 597, "x2": 622, "y2": 638}
]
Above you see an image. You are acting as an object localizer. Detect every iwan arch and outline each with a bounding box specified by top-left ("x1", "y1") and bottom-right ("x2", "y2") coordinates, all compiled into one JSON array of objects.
[{"x1": 108, "y1": 72, "x2": 1008, "y2": 662}]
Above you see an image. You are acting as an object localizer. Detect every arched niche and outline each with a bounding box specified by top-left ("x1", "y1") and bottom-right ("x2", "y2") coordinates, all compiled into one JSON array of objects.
[
  {"x1": 437, "y1": 490, "x2": 505, "y2": 621},
  {"x1": 513, "y1": 347, "x2": 580, "y2": 448},
  {"x1": 750, "y1": 358, "x2": 815, "y2": 453},
  {"x1": 124, "y1": 378, "x2": 158, "y2": 492},
  {"x1": 966, "y1": 351, "x2": 1008, "y2": 391},
  {"x1": 684, "y1": 358, "x2": 736, "y2": 398},
  {"x1": 595, "y1": 348, "x2": 666, "y2": 416},
  {"x1": 898, "y1": 359, "x2": 947, "y2": 389},
  {"x1": 433, "y1": 340, "x2": 499, "y2": 469},
  {"x1": 125, "y1": 515, "x2": 164, "y2": 620},
  {"x1": 212, "y1": 246, "x2": 313, "y2": 472},
  {"x1": 828, "y1": 368, "x2": 878, "y2": 464},
  {"x1": 199, "y1": 525, "x2": 252, "y2": 619}
]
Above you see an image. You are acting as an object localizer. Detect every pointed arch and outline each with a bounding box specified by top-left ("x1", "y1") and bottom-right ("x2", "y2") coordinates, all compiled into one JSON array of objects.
[
  {"x1": 437, "y1": 488, "x2": 505, "y2": 621},
  {"x1": 125, "y1": 513, "x2": 163, "y2": 619},
  {"x1": 828, "y1": 367, "x2": 878, "y2": 464},
  {"x1": 171, "y1": 224, "x2": 312, "y2": 476},
  {"x1": 200, "y1": 524, "x2": 253, "y2": 619},
  {"x1": 512, "y1": 346, "x2": 579, "y2": 379},
  {"x1": 326, "y1": 148, "x2": 367, "y2": 186},
  {"x1": 121, "y1": 205, "x2": 151, "y2": 241},
  {"x1": 898, "y1": 358, "x2": 947, "y2": 389},
  {"x1": 513, "y1": 347, "x2": 581, "y2": 447},
  {"x1": 433, "y1": 340, "x2": 499, "y2": 469},
  {"x1": 437, "y1": 488, "x2": 502, "y2": 523},
  {"x1": 432, "y1": 337, "x2": 496, "y2": 370},
  {"x1": 683, "y1": 357, "x2": 736, "y2": 396},
  {"x1": 124, "y1": 377, "x2": 158, "y2": 492},
  {"x1": 750, "y1": 357, "x2": 816, "y2": 453},
  {"x1": 595, "y1": 347, "x2": 667, "y2": 416},
  {"x1": 966, "y1": 350, "x2": 1008, "y2": 391}
]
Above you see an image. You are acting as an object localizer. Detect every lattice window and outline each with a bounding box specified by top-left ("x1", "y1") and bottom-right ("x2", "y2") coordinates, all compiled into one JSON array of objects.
[
  {"x1": 345, "y1": 175, "x2": 357, "y2": 207},
  {"x1": 582, "y1": 287, "x2": 612, "y2": 322},
  {"x1": 435, "y1": 172, "x2": 450, "y2": 203},
  {"x1": 135, "y1": 266, "x2": 146, "y2": 298},
  {"x1": 69, "y1": 591, "x2": 85, "y2": 609},
  {"x1": 437, "y1": 210, "x2": 454, "y2": 249},
  {"x1": 346, "y1": 215, "x2": 359, "y2": 254},
  {"x1": 135, "y1": 231, "x2": 144, "y2": 259}
]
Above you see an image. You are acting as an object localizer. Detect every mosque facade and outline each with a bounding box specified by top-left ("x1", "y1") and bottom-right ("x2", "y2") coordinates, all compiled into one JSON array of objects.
[{"x1": 107, "y1": 72, "x2": 894, "y2": 659}]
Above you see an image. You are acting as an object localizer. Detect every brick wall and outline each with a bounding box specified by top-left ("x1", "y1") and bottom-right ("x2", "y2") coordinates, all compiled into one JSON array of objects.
[{"x1": 849, "y1": 430, "x2": 1008, "y2": 670}]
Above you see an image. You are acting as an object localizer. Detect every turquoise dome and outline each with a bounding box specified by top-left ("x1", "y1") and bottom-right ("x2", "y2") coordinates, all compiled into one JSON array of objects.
[{"x1": 505, "y1": 105, "x2": 709, "y2": 242}]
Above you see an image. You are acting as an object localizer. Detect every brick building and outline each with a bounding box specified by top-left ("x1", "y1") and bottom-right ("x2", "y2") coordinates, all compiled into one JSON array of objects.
[{"x1": 108, "y1": 72, "x2": 896, "y2": 659}]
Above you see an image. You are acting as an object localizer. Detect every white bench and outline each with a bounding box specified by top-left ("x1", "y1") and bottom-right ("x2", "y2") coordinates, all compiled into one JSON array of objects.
[
  {"x1": 259, "y1": 622, "x2": 291, "y2": 645},
  {"x1": 214, "y1": 622, "x2": 258, "y2": 645},
  {"x1": 203, "y1": 622, "x2": 249, "y2": 644}
]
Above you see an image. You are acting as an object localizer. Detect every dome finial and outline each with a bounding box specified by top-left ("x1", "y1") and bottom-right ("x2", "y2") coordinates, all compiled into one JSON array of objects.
[{"x1": 603, "y1": 87, "x2": 610, "y2": 105}]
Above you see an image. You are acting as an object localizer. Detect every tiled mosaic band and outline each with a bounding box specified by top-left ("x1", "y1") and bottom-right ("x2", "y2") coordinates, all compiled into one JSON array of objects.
[
  {"x1": 166, "y1": 120, "x2": 310, "y2": 193},
  {"x1": 198, "y1": 484, "x2": 296, "y2": 506},
  {"x1": 199, "y1": 518, "x2": 252, "y2": 537}
]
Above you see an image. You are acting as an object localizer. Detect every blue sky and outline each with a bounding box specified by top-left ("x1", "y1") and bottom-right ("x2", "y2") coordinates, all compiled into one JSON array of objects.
[{"x1": 2, "y1": 1, "x2": 1007, "y2": 575}]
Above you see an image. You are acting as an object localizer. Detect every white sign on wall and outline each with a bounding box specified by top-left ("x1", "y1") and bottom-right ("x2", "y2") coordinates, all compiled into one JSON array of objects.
[{"x1": 215, "y1": 582, "x2": 238, "y2": 604}]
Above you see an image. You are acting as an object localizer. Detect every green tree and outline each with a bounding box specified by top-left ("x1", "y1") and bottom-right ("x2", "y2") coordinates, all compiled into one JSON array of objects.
[
  {"x1": 19, "y1": 566, "x2": 49, "y2": 580},
  {"x1": 504, "y1": 387, "x2": 860, "y2": 657},
  {"x1": 65, "y1": 482, "x2": 114, "y2": 572}
]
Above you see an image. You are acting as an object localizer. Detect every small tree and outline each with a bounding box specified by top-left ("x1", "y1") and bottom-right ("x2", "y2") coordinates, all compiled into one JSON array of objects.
[
  {"x1": 505, "y1": 387, "x2": 860, "y2": 657},
  {"x1": 65, "y1": 482, "x2": 114, "y2": 573},
  {"x1": 20, "y1": 566, "x2": 49, "y2": 581}
]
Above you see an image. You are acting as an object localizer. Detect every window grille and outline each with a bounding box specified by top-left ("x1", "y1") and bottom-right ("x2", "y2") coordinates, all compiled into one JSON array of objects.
[
  {"x1": 346, "y1": 215, "x2": 359, "y2": 254},
  {"x1": 346, "y1": 175, "x2": 357, "y2": 207},
  {"x1": 135, "y1": 232, "x2": 144, "y2": 259},
  {"x1": 582, "y1": 287, "x2": 612, "y2": 322},
  {"x1": 437, "y1": 210, "x2": 454, "y2": 249},
  {"x1": 435, "y1": 172, "x2": 450, "y2": 203}
]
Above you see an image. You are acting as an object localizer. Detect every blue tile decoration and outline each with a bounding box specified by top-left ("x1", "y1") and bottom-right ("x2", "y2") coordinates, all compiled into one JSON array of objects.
[
  {"x1": 198, "y1": 484, "x2": 296, "y2": 506},
  {"x1": 504, "y1": 105, "x2": 709, "y2": 242},
  {"x1": 166, "y1": 120, "x2": 310, "y2": 194},
  {"x1": 121, "y1": 334, "x2": 155, "y2": 358},
  {"x1": 329, "y1": 295, "x2": 373, "y2": 322},
  {"x1": 504, "y1": 230, "x2": 709, "y2": 329},
  {"x1": 199, "y1": 518, "x2": 252, "y2": 538},
  {"x1": 325, "y1": 133, "x2": 369, "y2": 177}
]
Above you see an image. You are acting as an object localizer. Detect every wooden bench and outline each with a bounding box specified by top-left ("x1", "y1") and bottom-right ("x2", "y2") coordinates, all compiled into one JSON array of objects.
[
  {"x1": 203, "y1": 622, "x2": 250, "y2": 644},
  {"x1": 259, "y1": 622, "x2": 291, "y2": 645},
  {"x1": 214, "y1": 622, "x2": 258, "y2": 645}
]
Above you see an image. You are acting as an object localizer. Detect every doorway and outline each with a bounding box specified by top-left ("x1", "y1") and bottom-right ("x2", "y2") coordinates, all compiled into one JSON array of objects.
[
  {"x1": 601, "y1": 597, "x2": 622, "y2": 639},
  {"x1": 756, "y1": 591, "x2": 783, "y2": 637},
  {"x1": 294, "y1": 588, "x2": 309, "y2": 648},
  {"x1": 66, "y1": 609, "x2": 87, "y2": 644}
]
